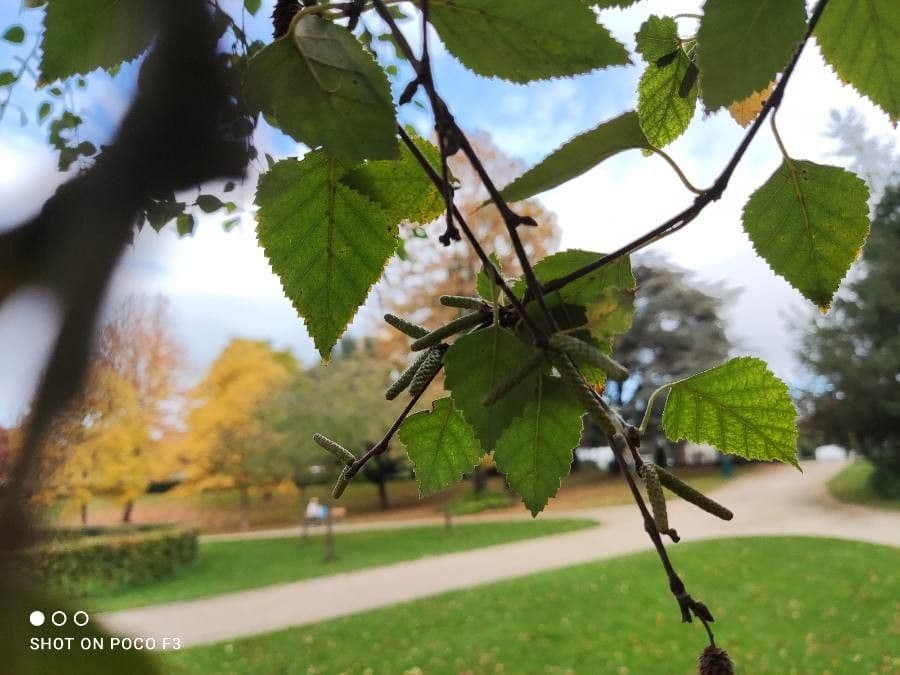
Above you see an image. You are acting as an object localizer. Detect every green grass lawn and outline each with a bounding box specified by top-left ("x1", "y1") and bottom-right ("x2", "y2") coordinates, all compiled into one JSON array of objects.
[
  {"x1": 168, "y1": 537, "x2": 899, "y2": 675},
  {"x1": 828, "y1": 460, "x2": 900, "y2": 510},
  {"x1": 89, "y1": 519, "x2": 594, "y2": 612}
]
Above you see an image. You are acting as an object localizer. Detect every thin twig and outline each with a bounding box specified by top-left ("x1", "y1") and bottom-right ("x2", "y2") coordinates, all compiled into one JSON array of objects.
[{"x1": 532, "y1": 0, "x2": 831, "y2": 299}]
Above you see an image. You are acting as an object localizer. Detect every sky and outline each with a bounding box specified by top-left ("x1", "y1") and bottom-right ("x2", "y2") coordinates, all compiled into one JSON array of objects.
[{"x1": 0, "y1": 0, "x2": 897, "y2": 426}]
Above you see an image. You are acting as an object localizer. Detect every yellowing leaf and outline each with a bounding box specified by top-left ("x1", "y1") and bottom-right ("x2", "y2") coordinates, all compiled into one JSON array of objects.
[{"x1": 728, "y1": 81, "x2": 775, "y2": 127}]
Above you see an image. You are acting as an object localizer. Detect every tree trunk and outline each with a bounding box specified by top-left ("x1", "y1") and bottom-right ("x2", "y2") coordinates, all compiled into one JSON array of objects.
[
  {"x1": 672, "y1": 440, "x2": 687, "y2": 467},
  {"x1": 323, "y1": 511, "x2": 335, "y2": 562},
  {"x1": 239, "y1": 485, "x2": 250, "y2": 531},
  {"x1": 80, "y1": 502, "x2": 88, "y2": 527},
  {"x1": 472, "y1": 467, "x2": 488, "y2": 494},
  {"x1": 296, "y1": 483, "x2": 308, "y2": 542},
  {"x1": 377, "y1": 477, "x2": 389, "y2": 510},
  {"x1": 121, "y1": 500, "x2": 134, "y2": 524}
]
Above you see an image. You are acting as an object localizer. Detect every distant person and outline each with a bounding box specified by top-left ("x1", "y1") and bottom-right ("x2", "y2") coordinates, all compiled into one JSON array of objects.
[{"x1": 305, "y1": 497, "x2": 326, "y2": 521}]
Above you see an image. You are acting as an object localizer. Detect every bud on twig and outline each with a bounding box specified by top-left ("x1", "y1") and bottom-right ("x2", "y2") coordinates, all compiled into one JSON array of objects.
[
  {"x1": 549, "y1": 333, "x2": 629, "y2": 381},
  {"x1": 483, "y1": 350, "x2": 544, "y2": 406},
  {"x1": 409, "y1": 347, "x2": 444, "y2": 396},
  {"x1": 384, "y1": 313, "x2": 429, "y2": 339},
  {"x1": 313, "y1": 433, "x2": 356, "y2": 466},
  {"x1": 410, "y1": 311, "x2": 485, "y2": 351},
  {"x1": 385, "y1": 351, "x2": 430, "y2": 400},
  {"x1": 440, "y1": 295, "x2": 486, "y2": 311},
  {"x1": 657, "y1": 466, "x2": 734, "y2": 521}
]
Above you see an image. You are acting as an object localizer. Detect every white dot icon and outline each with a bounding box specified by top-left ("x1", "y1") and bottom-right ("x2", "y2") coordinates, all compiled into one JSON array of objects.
[{"x1": 29, "y1": 610, "x2": 45, "y2": 627}]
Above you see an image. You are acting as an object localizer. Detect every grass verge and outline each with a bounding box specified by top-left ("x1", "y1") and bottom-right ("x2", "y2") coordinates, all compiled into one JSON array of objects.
[
  {"x1": 827, "y1": 460, "x2": 900, "y2": 510},
  {"x1": 89, "y1": 519, "x2": 594, "y2": 612},
  {"x1": 168, "y1": 537, "x2": 899, "y2": 675}
]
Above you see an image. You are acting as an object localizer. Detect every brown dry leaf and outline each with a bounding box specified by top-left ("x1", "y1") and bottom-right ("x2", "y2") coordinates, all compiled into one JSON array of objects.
[{"x1": 728, "y1": 81, "x2": 775, "y2": 127}]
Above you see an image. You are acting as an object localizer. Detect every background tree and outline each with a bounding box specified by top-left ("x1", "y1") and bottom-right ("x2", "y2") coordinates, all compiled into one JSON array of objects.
[
  {"x1": 266, "y1": 338, "x2": 405, "y2": 511},
  {"x1": 589, "y1": 261, "x2": 734, "y2": 465},
  {"x1": 185, "y1": 339, "x2": 295, "y2": 530},
  {"x1": 30, "y1": 363, "x2": 146, "y2": 525},
  {"x1": 798, "y1": 185, "x2": 900, "y2": 496},
  {"x1": 375, "y1": 135, "x2": 561, "y2": 362},
  {"x1": 96, "y1": 294, "x2": 185, "y2": 522}
]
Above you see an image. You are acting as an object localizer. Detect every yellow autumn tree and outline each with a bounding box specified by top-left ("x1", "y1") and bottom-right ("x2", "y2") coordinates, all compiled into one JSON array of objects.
[
  {"x1": 29, "y1": 363, "x2": 147, "y2": 525},
  {"x1": 185, "y1": 338, "x2": 295, "y2": 529},
  {"x1": 96, "y1": 294, "x2": 186, "y2": 521}
]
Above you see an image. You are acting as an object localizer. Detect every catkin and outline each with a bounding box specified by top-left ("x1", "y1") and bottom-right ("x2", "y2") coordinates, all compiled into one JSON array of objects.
[
  {"x1": 409, "y1": 348, "x2": 443, "y2": 396},
  {"x1": 410, "y1": 312, "x2": 485, "y2": 351},
  {"x1": 383, "y1": 313, "x2": 428, "y2": 339},
  {"x1": 385, "y1": 351, "x2": 430, "y2": 400},
  {"x1": 440, "y1": 295, "x2": 486, "y2": 311},
  {"x1": 549, "y1": 333, "x2": 629, "y2": 381},
  {"x1": 639, "y1": 463, "x2": 670, "y2": 533},
  {"x1": 483, "y1": 351, "x2": 544, "y2": 406},
  {"x1": 657, "y1": 466, "x2": 734, "y2": 521},
  {"x1": 332, "y1": 468, "x2": 351, "y2": 499},
  {"x1": 553, "y1": 354, "x2": 617, "y2": 436},
  {"x1": 313, "y1": 433, "x2": 355, "y2": 465}
]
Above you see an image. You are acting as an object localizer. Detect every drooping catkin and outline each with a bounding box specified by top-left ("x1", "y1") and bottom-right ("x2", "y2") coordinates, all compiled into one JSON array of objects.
[
  {"x1": 440, "y1": 295, "x2": 486, "y2": 311},
  {"x1": 385, "y1": 351, "x2": 430, "y2": 400},
  {"x1": 639, "y1": 463, "x2": 670, "y2": 533},
  {"x1": 313, "y1": 433, "x2": 355, "y2": 465},
  {"x1": 332, "y1": 468, "x2": 351, "y2": 499},
  {"x1": 409, "y1": 348, "x2": 443, "y2": 396},
  {"x1": 482, "y1": 351, "x2": 544, "y2": 406},
  {"x1": 409, "y1": 311, "x2": 485, "y2": 351},
  {"x1": 383, "y1": 313, "x2": 428, "y2": 339},
  {"x1": 657, "y1": 466, "x2": 734, "y2": 521},
  {"x1": 549, "y1": 333, "x2": 629, "y2": 381},
  {"x1": 553, "y1": 354, "x2": 617, "y2": 436}
]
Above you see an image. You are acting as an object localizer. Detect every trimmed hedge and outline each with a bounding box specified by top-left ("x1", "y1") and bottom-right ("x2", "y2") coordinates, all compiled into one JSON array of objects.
[{"x1": 7, "y1": 524, "x2": 198, "y2": 596}]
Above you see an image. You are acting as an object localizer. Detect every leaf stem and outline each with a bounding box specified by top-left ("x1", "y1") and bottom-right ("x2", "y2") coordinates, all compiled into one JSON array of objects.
[
  {"x1": 649, "y1": 146, "x2": 704, "y2": 194},
  {"x1": 639, "y1": 382, "x2": 673, "y2": 435}
]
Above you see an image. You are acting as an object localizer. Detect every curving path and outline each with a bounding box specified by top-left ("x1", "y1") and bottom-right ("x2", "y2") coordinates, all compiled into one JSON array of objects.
[{"x1": 99, "y1": 460, "x2": 899, "y2": 647}]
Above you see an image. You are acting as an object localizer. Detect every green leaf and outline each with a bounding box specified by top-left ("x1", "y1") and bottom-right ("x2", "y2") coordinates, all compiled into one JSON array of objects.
[
  {"x1": 40, "y1": 0, "x2": 159, "y2": 81},
  {"x1": 513, "y1": 249, "x2": 635, "y2": 344},
  {"x1": 398, "y1": 397, "x2": 483, "y2": 496},
  {"x1": 196, "y1": 195, "x2": 224, "y2": 213},
  {"x1": 697, "y1": 0, "x2": 807, "y2": 110},
  {"x1": 498, "y1": 112, "x2": 650, "y2": 204},
  {"x1": 256, "y1": 152, "x2": 397, "y2": 358},
  {"x1": 815, "y1": 0, "x2": 899, "y2": 121},
  {"x1": 443, "y1": 327, "x2": 540, "y2": 451},
  {"x1": 244, "y1": 0, "x2": 262, "y2": 16},
  {"x1": 340, "y1": 135, "x2": 445, "y2": 224},
  {"x1": 635, "y1": 15, "x2": 679, "y2": 63},
  {"x1": 476, "y1": 252, "x2": 504, "y2": 303},
  {"x1": 176, "y1": 213, "x2": 195, "y2": 236},
  {"x1": 493, "y1": 376, "x2": 584, "y2": 515},
  {"x1": 222, "y1": 216, "x2": 241, "y2": 232},
  {"x1": 37, "y1": 101, "x2": 52, "y2": 122},
  {"x1": 0, "y1": 71, "x2": 16, "y2": 87},
  {"x1": 661, "y1": 357, "x2": 798, "y2": 467},
  {"x1": 2, "y1": 25, "x2": 25, "y2": 44},
  {"x1": 427, "y1": 0, "x2": 628, "y2": 83},
  {"x1": 245, "y1": 15, "x2": 398, "y2": 161},
  {"x1": 741, "y1": 159, "x2": 870, "y2": 310},
  {"x1": 637, "y1": 49, "x2": 698, "y2": 147}
]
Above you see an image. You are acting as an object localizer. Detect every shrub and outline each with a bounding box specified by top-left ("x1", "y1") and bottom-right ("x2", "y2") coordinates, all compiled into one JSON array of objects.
[{"x1": 5, "y1": 524, "x2": 197, "y2": 596}]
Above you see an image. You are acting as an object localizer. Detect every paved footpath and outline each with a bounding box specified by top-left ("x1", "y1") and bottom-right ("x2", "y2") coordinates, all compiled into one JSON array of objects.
[{"x1": 100, "y1": 461, "x2": 900, "y2": 647}]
